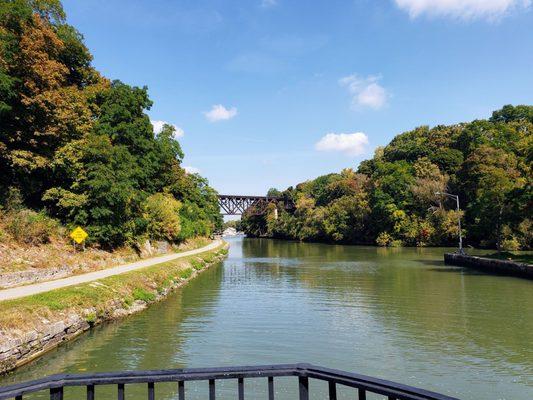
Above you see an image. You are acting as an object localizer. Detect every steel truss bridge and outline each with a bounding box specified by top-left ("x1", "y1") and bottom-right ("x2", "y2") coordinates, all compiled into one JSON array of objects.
[{"x1": 218, "y1": 195, "x2": 293, "y2": 216}]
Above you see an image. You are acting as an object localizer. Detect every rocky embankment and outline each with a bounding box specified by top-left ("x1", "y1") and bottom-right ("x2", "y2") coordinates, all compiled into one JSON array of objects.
[{"x1": 0, "y1": 243, "x2": 228, "y2": 374}]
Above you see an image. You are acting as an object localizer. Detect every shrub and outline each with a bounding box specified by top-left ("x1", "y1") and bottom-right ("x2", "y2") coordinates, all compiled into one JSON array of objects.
[
  {"x1": 122, "y1": 296, "x2": 133, "y2": 307},
  {"x1": 85, "y1": 312, "x2": 97, "y2": 325},
  {"x1": 132, "y1": 288, "x2": 156, "y2": 303},
  {"x1": 4, "y1": 209, "x2": 60, "y2": 245},
  {"x1": 0, "y1": 224, "x2": 6, "y2": 243},
  {"x1": 501, "y1": 237, "x2": 520, "y2": 251},
  {"x1": 181, "y1": 268, "x2": 193, "y2": 279},
  {"x1": 376, "y1": 232, "x2": 392, "y2": 247},
  {"x1": 516, "y1": 219, "x2": 532, "y2": 249},
  {"x1": 190, "y1": 259, "x2": 203, "y2": 270},
  {"x1": 142, "y1": 193, "x2": 182, "y2": 242}
]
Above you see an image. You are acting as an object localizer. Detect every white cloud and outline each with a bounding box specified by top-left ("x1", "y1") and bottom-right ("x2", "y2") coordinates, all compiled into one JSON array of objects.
[
  {"x1": 394, "y1": 0, "x2": 531, "y2": 20},
  {"x1": 261, "y1": 0, "x2": 278, "y2": 8},
  {"x1": 204, "y1": 104, "x2": 238, "y2": 122},
  {"x1": 339, "y1": 74, "x2": 389, "y2": 110},
  {"x1": 315, "y1": 132, "x2": 369, "y2": 156},
  {"x1": 183, "y1": 166, "x2": 201, "y2": 174},
  {"x1": 151, "y1": 120, "x2": 184, "y2": 138}
]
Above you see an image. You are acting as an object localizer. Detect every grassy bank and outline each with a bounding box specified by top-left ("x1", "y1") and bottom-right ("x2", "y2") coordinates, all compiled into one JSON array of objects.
[
  {"x1": 0, "y1": 242, "x2": 227, "y2": 330},
  {"x1": 0, "y1": 242, "x2": 228, "y2": 373}
]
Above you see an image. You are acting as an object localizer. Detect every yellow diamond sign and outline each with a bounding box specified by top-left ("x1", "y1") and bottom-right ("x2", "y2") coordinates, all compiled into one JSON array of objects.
[{"x1": 70, "y1": 226, "x2": 88, "y2": 244}]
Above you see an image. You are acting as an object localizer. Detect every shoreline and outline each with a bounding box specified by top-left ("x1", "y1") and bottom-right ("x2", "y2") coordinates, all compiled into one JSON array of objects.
[
  {"x1": 0, "y1": 241, "x2": 229, "y2": 375},
  {"x1": 243, "y1": 236, "x2": 533, "y2": 254}
]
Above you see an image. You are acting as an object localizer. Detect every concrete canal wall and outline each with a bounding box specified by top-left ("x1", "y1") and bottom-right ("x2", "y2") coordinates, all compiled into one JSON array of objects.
[{"x1": 444, "y1": 253, "x2": 533, "y2": 279}]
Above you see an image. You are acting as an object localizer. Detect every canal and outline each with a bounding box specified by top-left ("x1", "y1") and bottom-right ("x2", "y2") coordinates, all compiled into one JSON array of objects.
[{"x1": 1, "y1": 237, "x2": 532, "y2": 400}]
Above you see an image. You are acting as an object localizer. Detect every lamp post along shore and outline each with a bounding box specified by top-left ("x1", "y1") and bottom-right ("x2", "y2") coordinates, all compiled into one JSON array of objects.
[{"x1": 435, "y1": 192, "x2": 464, "y2": 254}]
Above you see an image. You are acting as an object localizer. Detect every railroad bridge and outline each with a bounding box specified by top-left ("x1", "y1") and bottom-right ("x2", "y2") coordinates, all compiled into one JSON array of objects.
[{"x1": 218, "y1": 195, "x2": 294, "y2": 216}]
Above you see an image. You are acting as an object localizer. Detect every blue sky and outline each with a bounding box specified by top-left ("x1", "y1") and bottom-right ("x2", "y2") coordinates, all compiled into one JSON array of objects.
[{"x1": 63, "y1": 0, "x2": 533, "y2": 195}]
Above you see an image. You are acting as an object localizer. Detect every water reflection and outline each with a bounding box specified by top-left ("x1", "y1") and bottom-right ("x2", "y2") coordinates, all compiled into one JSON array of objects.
[{"x1": 1, "y1": 237, "x2": 532, "y2": 400}]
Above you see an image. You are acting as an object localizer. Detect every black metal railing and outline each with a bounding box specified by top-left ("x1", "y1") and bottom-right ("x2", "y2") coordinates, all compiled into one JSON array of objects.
[{"x1": 0, "y1": 363, "x2": 459, "y2": 400}]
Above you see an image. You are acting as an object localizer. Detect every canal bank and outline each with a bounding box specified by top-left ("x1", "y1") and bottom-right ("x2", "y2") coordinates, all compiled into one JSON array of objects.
[
  {"x1": 444, "y1": 252, "x2": 533, "y2": 279},
  {"x1": 0, "y1": 241, "x2": 228, "y2": 375}
]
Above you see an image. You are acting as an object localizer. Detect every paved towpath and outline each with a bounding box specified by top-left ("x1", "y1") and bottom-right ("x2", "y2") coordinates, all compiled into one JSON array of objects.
[{"x1": 0, "y1": 239, "x2": 223, "y2": 302}]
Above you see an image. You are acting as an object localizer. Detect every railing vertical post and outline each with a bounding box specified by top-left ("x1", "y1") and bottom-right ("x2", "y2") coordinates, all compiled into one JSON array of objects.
[
  {"x1": 238, "y1": 377, "x2": 244, "y2": 400},
  {"x1": 50, "y1": 387, "x2": 63, "y2": 400},
  {"x1": 328, "y1": 381, "x2": 337, "y2": 400},
  {"x1": 87, "y1": 385, "x2": 95, "y2": 400},
  {"x1": 118, "y1": 383, "x2": 125, "y2": 400},
  {"x1": 358, "y1": 388, "x2": 366, "y2": 400},
  {"x1": 268, "y1": 376, "x2": 274, "y2": 400},
  {"x1": 178, "y1": 381, "x2": 185, "y2": 400},
  {"x1": 209, "y1": 379, "x2": 215, "y2": 400},
  {"x1": 148, "y1": 382, "x2": 155, "y2": 400},
  {"x1": 298, "y1": 376, "x2": 309, "y2": 400}
]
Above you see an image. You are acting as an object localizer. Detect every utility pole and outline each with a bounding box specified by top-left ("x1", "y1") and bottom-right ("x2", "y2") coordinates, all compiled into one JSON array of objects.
[{"x1": 435, "y1": 192, "x2": 464, "y2": 254}]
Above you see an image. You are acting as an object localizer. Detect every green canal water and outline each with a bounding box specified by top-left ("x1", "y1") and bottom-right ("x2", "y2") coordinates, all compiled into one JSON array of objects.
[{"x1": 1, "y1": 237, "x2": 532, "y2": 399}]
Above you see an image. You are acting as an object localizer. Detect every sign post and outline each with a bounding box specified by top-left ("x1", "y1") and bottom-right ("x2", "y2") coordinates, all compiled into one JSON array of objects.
[{"x1": 70, "y1": 226, "x2": 88, "y2": 250}]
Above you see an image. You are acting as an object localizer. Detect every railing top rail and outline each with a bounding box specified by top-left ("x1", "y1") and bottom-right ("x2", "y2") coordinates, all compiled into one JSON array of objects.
[
  {"x1": 303, "y1": 365, "x2": 458, "y2": 400},
  {"x1": 0, "y1": 363, "x2": 460, "y2": 400}
]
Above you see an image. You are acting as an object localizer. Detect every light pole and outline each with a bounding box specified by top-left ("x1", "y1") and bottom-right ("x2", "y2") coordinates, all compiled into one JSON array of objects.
[{"x1": 435, "y1": 192, "x2": 464, "y2": 254}]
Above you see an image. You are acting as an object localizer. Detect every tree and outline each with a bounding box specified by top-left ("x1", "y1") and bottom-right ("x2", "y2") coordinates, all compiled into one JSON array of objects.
[
  {"x1": 0, "y1": 0, "x2": 223, "y2": 248},
  {"x1": 490, "y1": 104, "x2": 533, "y2": 124},
  {"x1": 143, "y1": 193, "x2": 181, "y2": 242},
  {"x1": 241, "y1": 105, "x2": 532, "y2": 250},
  {"x1": 462, "y1": 145, "x2": 525, "y2": 249},
  {"x1": 267, "y1": 188, "x2": 281, "y2": 197},
  {"x1": 0, "y1": 1, "x2": 104, "y2": 205}
]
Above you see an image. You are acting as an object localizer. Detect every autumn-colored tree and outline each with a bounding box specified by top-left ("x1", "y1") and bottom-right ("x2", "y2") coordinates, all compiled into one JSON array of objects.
[
  {"x1": 0, "y1": 0, "x2": 105, "y2": 205},
  {"x1": 1, "y1": 0, "x2": 222, "y2": 247}
]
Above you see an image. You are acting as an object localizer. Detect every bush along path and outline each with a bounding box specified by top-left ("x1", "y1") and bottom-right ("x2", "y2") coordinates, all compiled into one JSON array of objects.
[{"x1": 0, "y1": 241, "x2": 229, "y2": 375}]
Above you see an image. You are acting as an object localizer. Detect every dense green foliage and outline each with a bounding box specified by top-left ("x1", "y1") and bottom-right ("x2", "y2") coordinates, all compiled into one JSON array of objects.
[
  {"x1": 0, "y1": 0, "x2": 221, "y2": 247},
  {"x1": 242, "y1": 106, "x2": 532, "y2": 250}
]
